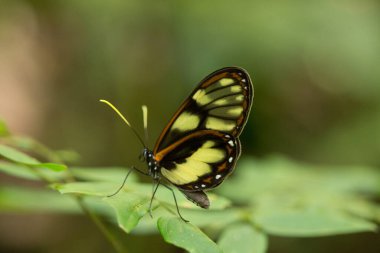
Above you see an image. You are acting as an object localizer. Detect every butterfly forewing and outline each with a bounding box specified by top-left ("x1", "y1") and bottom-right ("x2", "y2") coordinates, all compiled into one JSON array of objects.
[{"x1": 153, "y1": 67, "x2": 253, "y2": 154}]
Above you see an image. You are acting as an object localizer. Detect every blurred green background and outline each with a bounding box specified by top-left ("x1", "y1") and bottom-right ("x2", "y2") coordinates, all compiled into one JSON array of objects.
[{"x1": 0, "y1": 0, "x2": 379, "y2": 252}]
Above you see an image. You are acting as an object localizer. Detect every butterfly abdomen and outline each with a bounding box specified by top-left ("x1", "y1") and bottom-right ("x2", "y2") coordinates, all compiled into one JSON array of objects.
[{"x1": 180, "y1": 190, "x2": 210, "y2": 209}]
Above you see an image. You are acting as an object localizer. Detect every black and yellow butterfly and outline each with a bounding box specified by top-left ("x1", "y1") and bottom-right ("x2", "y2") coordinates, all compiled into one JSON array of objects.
[{"x1": 103, "y1": 67, "x2": 253, "y2": 221}]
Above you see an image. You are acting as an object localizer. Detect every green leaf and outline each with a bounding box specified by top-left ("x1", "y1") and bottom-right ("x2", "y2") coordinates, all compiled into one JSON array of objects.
[
  {"x1": 0, "y1": 185, "x2": 115, "y2": 222},
  {"x1": 131, "y1": 207, "x2": 171, "y2": 234},
  {"x1": 0, "y1": 164, "x2": 136, "y2": 184},
  {"x1": 2, "y1": 136, "x2": 77, "y2": 163},
  {"x1": 219, "y1": 156, "x2": 380, "y2": 203},
  {"x1": 55, "y1": 181, "x2": 155, "y2": 232},
  {"x1": 32, "y1": 163, "x2": 67, "y2": 171},
  {"x1": 0, "y1": 161, "x2": 71, "y2": 182},
  {"x1": 217, "y1": 156, "x2": 380, "y2": 236},
  {"x1": 158, "y1": 216, "x2": 222, "y2": 253},
  {"x1": 0, "y1": 161, "x2": 41, "y2": 180},
  {"x1": 218, "y1": 223, "x2": 268, "y2": 253},
  {"x1": 56, "y1": 180, "x2": 230, "y2": 211},
  {"x1": 179, "y1": 208, "x2": 242, "y2": 230},
  {"x1": 1, "y1": 164, "x2": 136, "y2": 184},
  {"x1": 254, "y1": 208, "x2": 377, "y2": 237},
  {"x1": 54, "y1": 181, "x2": 116, "y2": 197},
  {"x1": 56, "y1": 180, "x2": 236, "y2": 233},
  {"x1": 0, "y1": 144, "x2": 67, "y2": 171},
  {"x1": 103, "y1": 191, "x2": 151, "y2": 233},
  {"x1": 70, "y1": 166, "x2": 138, "y2": 183},
  {"x1": 0, "y1": 186, "x2": 80, "y2": 213},
  {"x1": 0, "y1": 144, "x2": 39, "y2": 164}
]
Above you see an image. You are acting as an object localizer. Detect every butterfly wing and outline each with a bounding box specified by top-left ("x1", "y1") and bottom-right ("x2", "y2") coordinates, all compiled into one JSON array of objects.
[
  {"x1": 153, "y1": 67, "x2": 253, "y2": 207},
  {"x1": 157, "y1": 130, "x2": 241, "y2": 191},
  {"x1": 157, "y1": 130, "x2": 241, "y2": 209},
  {"x1": 153, "y1": 67, "x2": 253, "y2": 154}
]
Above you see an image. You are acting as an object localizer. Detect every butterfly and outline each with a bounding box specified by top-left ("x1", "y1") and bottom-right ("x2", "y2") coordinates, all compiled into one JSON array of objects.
[{"x1": 102, "y1": 67, "x2": 253, "y2": 221}]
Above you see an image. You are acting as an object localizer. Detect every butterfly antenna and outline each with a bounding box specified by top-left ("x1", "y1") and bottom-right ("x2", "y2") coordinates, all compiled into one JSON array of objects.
[
  {"x1": 142, "y1": 105, "x2": 149, "y2": 145},
  {"x1": 100, "y1": 99, "x2": 146, "y2": 147}
]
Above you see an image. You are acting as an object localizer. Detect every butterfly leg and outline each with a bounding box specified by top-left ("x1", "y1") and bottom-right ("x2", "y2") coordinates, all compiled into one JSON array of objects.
[
  {"x1": 148, "y1": 180, "x2": 161, "y2": 218},
  {"x1": 161, "y1": 184, "x2": 189, "y2": 223},
  {"x1": 107, "y1": 169, "x2": 133, "y2": 197},
  {"x1": 107, "y1": 166, "x2": 148, "y2": 197},
  {"x1": 131, "y1": 166, "x2": 149, "y2": 176}
]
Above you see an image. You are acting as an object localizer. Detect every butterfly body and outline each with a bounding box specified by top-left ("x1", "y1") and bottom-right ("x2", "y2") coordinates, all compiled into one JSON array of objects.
[
  {"x1": 142, "y1": 67, "x2": 253, "y2": 210},
  {"x1": 142, "y1": 148, "x2": 159, "y2": 179}
]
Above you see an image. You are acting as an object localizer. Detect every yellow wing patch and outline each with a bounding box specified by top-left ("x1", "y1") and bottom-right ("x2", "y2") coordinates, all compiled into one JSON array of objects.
[
  {"x1": 171, "y1": 112, "x2": 200, "y2": 131},
  {"x1": 209, "y1": 106, "x2": 243, "y2": 118},
  {"x1": 196, "y1": 85, "x2": 242, "y2": 106},
  {"x1": 219, "y1": 78, "x2": 235, "y2": 86},
  {"x1": 206, "y1": 117, "x2": 236, "y2": 132},
  {"x1": 230, "y1": 85, "x2": 242, "y2": 93},
  {"x1": 191, "y1": 143, "x2": 225, "y2": 163},
  {"x1": 202, "y1": 140, "x2": 216, "y2": 148},
  {"x1": 192, "y1": 89, "x2": 206, "y2": 102},
  {"x1": 193, "y1": 89, "x2": 213, "y2": 106},
  {"x1": 211, "y1": 94, "x2": 244, "y2": 107},
  {"x1": 161, "y1": 159, "x2": 212, "y2": 185}
]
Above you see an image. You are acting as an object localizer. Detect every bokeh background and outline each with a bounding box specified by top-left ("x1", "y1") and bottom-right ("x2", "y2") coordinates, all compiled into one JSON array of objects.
[{"x1": 0, "y1": 0, "x2": 379, "y2": 252}]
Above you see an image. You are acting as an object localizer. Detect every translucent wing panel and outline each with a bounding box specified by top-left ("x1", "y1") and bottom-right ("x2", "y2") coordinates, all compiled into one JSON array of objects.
[
  {"x1": 158, "y1": 130, "x2": 241, "y2": 191},
  {"x1": 154, "y1": 67, "x2": 253, "y2": 154}
]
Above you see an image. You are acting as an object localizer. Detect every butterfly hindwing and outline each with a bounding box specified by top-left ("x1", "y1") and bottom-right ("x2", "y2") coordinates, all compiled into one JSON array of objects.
[
  {"x1": 156, "y1": 130, "x2": 241, "y2": 191},
  {"x1": 154, "y1": 67, "x2": 253, "y2": 154}
]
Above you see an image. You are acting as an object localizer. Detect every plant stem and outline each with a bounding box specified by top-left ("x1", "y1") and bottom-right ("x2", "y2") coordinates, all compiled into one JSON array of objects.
[{"x1": 76, "y1": 197, "x2": 126, "y2": 253}]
